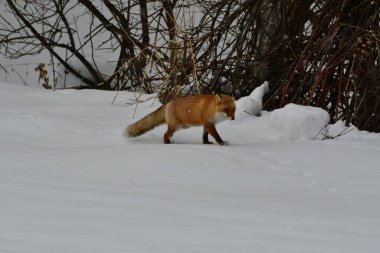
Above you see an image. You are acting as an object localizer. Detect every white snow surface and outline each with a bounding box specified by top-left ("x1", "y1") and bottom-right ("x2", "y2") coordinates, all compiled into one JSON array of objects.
[{"x1": 1, "y1": 81, "x2": 380, "y2": 253}]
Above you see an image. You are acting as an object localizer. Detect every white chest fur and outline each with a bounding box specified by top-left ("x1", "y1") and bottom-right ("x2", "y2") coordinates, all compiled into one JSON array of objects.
[{"x1": 208, "y1": 112, "x2": 228, "y2": 124}]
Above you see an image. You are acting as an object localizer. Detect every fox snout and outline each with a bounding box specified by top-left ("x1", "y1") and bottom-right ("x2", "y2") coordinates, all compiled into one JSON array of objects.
[
  {"x1": 224, "y1": 108, "x2": 235, "y2": 121},
  {"x1": 228, "y1": 110, "x2": 235, "y2": 120}
]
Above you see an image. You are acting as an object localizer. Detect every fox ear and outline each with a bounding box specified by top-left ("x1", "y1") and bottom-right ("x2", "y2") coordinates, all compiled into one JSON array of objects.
[{"x1": 215, "y1": 94, "x2": 221, "y2": 104}]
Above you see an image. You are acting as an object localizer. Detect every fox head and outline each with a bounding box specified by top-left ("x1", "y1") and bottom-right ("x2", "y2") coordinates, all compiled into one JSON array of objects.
[{"x1": 215, "y1": 94, "x2": 236, "y2": 121}]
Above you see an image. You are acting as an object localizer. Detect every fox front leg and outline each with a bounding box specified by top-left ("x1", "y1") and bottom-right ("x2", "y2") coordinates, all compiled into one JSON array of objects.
[{"x1": 204, "y1": 123, "x2": 227, "y2": 145}]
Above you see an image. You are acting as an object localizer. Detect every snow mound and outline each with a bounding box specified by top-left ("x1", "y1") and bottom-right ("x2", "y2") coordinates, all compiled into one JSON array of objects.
[
  {"x1": 230, "y1": 82, "x2": 330, "y2": 142},
  {"x1": 230, "y1": 103, "x2": 330, "y2": 143},
  {"x1": 264, "y1": 103, "x2": 330, "y2": 141},
  {"x1": 236, "y1": 81, "x2": 269, "y2": 117}
]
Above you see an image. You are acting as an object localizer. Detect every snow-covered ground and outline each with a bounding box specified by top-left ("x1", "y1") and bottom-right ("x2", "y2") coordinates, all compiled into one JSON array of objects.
[{"x1": 1, "y1": 81, "x2": 380, "y2": 253}]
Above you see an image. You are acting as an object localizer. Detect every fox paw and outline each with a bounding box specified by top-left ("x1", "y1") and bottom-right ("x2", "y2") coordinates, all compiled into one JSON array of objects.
[{"x1": 219, "y1": 141, "x2": 229, "y2": 146}]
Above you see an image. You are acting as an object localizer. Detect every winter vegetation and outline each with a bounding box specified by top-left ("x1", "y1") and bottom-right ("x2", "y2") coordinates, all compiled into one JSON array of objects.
[{"x1": 1, "y1": 0, "x2": 380, "y2": 131}]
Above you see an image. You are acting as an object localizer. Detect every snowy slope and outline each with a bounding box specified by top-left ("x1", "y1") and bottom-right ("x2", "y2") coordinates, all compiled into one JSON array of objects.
[{"x1": 1, "y1": 82, "x2": 380, "y2": 253}]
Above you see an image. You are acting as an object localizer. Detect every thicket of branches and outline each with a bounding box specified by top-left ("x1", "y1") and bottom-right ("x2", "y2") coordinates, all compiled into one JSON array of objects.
[{"x1": 1, "y1": 0, "x2": 379, "y2": 131}]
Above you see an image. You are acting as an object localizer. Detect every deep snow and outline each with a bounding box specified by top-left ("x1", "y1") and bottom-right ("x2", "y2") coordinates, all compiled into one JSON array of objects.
[{"x1": 1, "y1": 82, "x2": 380, "y2": 253}]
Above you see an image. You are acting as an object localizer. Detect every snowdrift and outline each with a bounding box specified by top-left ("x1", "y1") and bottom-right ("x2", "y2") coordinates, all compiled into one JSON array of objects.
[{"x1": 1, "y1": 81, "x2": 380, "y2": 253}]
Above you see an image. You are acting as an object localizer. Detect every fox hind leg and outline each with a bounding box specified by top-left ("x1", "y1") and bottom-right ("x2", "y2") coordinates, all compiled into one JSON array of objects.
[
  {"x1": 202, "y1": 127, "x2": 213, "y2": 144},
  {"x1": 163, "y1": 125, "x2": 176, "y2": 144}
]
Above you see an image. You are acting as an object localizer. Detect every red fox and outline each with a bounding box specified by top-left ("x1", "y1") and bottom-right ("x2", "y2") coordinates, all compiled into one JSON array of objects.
[{"x1": 125, "y1": 94, "x2": 236, "y2": 145}]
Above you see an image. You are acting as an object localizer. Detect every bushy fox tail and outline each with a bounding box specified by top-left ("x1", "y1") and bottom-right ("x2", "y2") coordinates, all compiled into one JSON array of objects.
[{"x1": 124, "y1": 105, "x2": 166, "y2": 138}]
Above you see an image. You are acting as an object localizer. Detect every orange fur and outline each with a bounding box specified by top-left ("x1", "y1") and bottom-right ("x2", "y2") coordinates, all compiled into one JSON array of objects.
[{"x1": 125, "y1": 94, "x2": 236, "y2": 145}]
